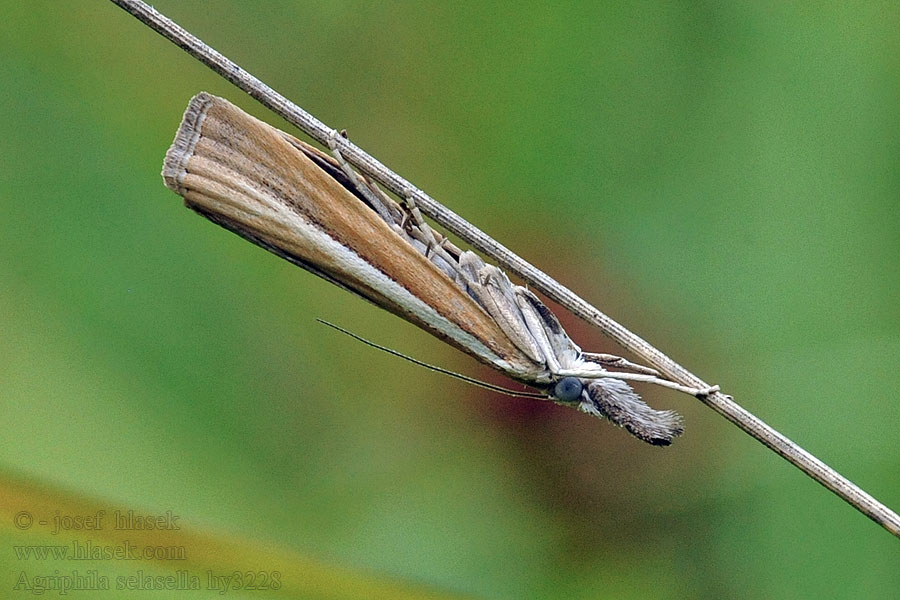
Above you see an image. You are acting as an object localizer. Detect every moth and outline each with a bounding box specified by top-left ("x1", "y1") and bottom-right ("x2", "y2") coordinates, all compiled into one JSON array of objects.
[{"x1": 162, "y1": 93, "x2": 714, "y2": 445}]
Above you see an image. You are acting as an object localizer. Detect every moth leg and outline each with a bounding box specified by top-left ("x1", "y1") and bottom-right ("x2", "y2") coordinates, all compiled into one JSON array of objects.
[
  {"x1": 455, "y1": 256, "x2": 546, "y2": 365},
  {"x1": 325, "y1": 130, "x2": 461, "y2": 275},
  {"x1": 399, "y1": 193, "x2": 439, "y2": 255},
  {"x1": 396, "y1": 193, "x2": 467, "y2": 271},
  {"x1": 432, "y1": 232, "x2": 463, "y2": 261},
  {"x1": 557, "y1": 368, "x2": 719, "y2": 398},
  {"x1": 581, "y1": 352, "x2": 662, "y2": 377},
  {"x1": 325, "y1": 129, "x2": 399, "y2": 225}
]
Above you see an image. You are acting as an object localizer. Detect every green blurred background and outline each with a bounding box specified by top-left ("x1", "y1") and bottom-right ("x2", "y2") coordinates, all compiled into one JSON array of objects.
[{"x1": 2, "y1": 1, "x2": 899, "y2": 598}]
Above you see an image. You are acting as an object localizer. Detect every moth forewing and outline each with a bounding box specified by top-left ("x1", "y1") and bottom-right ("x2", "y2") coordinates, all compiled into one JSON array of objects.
[{"x1": 162, "y1": 93, "x2": 538, "y2": 379}]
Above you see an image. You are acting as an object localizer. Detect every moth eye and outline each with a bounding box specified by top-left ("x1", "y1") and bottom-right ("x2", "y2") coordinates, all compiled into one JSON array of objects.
[{"x1": 552, "y1": 377, "x2": 584, "y2": 403}]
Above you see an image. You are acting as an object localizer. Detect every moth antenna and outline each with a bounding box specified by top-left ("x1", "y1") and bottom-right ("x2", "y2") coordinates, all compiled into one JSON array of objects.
[{"x1": 317, "y1": 319, "x2": 547, "y2": 399}]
